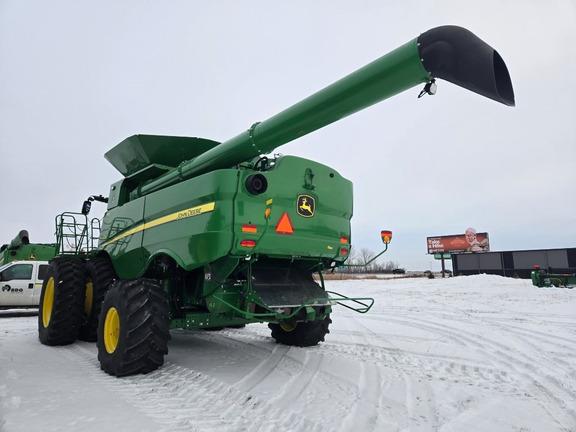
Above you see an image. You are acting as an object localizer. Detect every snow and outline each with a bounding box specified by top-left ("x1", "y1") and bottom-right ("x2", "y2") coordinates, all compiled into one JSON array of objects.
[{"x1": 1, "y1": 274, "x2": 575, "y2": 432}]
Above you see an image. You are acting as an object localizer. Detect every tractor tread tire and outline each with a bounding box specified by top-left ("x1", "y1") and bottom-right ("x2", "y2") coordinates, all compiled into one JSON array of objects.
[
  {"x1": 269, "y1": 315, "x2": 332, "y2": 347},
  {"x1": 79, "y1": 257, "x2": 117, "y2": 342},
  {"x1": 97, "y1": 278, "x2": 171, "y2": 377},
  {"x1": 38, "y1": 257, "x2": 85, "y2": 346}
]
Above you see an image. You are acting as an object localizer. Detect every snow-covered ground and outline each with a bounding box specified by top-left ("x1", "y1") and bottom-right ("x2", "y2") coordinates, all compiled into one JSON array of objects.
[{"x1": 1, "y1": 274, "x2": 575, "y2": 432}]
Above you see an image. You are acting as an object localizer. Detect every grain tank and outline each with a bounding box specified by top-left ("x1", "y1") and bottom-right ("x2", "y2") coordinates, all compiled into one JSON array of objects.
[{"x1": 38, "y1": 26, "x2": 514, "y2": 376}]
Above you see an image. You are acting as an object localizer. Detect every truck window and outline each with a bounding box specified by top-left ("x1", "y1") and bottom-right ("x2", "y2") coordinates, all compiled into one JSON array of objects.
[
  {"x1": 38, "y1": 264, "x2": 49, "y2": 280},
  {"x1": 1, "y1": 264, "x2": 33, "y2": 281}
]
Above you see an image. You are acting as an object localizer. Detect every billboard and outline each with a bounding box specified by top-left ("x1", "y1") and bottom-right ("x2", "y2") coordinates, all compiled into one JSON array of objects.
[{"x1": 427, "y1": 228, "x2": 490, "y2": 254}]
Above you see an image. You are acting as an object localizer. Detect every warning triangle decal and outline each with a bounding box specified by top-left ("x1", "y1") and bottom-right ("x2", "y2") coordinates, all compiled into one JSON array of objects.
[{"x1": 275, "y1": 212, "x2": 294, "y2": 235}]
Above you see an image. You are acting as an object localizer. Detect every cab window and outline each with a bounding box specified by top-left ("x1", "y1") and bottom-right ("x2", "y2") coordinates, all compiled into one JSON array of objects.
[
  {"x1": 38, "y1": 265, "x2": 49, "y2": 280},
  {"x1": 1, "y1": 264, "x2": 33, "y2": 281}
]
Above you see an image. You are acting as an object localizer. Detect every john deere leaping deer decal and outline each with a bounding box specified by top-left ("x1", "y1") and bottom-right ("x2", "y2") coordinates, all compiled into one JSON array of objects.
[{"x1": 297, "y1": 195, "x2": 315, "y2": 217}]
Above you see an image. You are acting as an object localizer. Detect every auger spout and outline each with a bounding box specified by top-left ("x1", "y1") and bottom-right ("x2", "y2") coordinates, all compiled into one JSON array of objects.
[{"x1": 106, "y1": 25, "x2": 513, "y2": 198}]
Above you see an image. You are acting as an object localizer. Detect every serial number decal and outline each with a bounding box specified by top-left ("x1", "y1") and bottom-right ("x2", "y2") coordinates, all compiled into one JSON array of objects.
[{"x1": 102, "y1": 202, "x2": 216, "y2": 247}]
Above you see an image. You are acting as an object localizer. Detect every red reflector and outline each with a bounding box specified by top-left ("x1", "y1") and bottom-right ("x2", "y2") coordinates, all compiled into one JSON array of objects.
[
  {"x1": 340, "y1": 248, "x2": 348, "y2": 255},
  {"x1": 240, "y1": 240, "x2": 256, "y2": 248},
  {"x1": 340, "y1": 237, "x2": 348, "y2": 244},
  {"x1": 275, "y1": 212, "x2": 294, "y2": 235},
  {"x1": 242, "y1": 224, "x2": 257, "y2": 233}
]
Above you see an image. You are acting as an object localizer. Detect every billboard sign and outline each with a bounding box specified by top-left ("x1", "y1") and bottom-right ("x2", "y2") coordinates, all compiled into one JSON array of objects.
[{"x1": 427, "y1": 228, "x2": 490, "y2": 254}]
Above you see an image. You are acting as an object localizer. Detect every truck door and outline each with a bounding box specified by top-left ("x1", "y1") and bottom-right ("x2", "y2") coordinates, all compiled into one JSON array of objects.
[{"x1": 0, "y1": 262, "x2": 35, "y2": 306}]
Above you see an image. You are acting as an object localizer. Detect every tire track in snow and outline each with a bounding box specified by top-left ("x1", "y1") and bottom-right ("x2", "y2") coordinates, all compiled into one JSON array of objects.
[
  {"x1": 265, "y1": 350, "x2": 324, "y2": 404},
  {"x1": 234, "y1": 344, "x2": 291, "y2": 392},
  {"x1": 325, "y1": 334, "x2": 516, "y2": 393},
  {"x1": 374, "y1": 312, "x2": 576, "y2": 431},
  {"x1": 60, "y1": 343, "x2": 329, "y2": 432},
  {"x1": 338, "y1": 317, "x2": 418, "y2": 432},
  {"x1": 190, "y1": 327, "x2": 366, "y2": 429}
]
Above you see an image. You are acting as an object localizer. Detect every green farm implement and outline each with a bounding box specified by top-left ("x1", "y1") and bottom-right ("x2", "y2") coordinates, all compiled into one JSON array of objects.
[
  {"x1": 0, "y1": 230, "x2": 56, "y2": 266},
  {"x1": 38, "y1": 26, "x2": 515, "y2": 376},
  {"x1": 531, "y1": 266, "x2": 576, "y2": 288}
]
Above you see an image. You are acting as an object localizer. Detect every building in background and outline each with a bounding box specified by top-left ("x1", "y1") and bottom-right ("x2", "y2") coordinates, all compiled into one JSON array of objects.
[{"x1": 452, "y1": 247, "x2": 576, "y2": 279}]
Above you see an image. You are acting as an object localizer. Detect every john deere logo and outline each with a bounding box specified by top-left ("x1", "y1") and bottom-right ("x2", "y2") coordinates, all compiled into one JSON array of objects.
[{"x1": 297, "y1": 195, "x2": 315, "y2": 217}]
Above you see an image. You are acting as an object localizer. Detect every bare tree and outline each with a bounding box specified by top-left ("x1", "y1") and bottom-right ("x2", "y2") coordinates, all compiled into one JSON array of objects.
[
  {"x1": 384, "y1": 260, "x2": 399, "y2": 272},
  {"x1": 358, "y1": 248, "x2": 376, "y2": 272}
]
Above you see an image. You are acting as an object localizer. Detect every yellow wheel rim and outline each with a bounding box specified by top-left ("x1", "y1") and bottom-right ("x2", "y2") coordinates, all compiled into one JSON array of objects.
[
  {"x1": 42, "y1": 277, "x2": 55, "y2": 328},
  {"x1": 84, "y1": 279, "x2": 94, "y2": 316},
  {"x1": 280, "y1": 321, "x2": 298, "y2": 332},
  {"x1": 104, "y1": 307, "x2": 120, "y2": 354}
]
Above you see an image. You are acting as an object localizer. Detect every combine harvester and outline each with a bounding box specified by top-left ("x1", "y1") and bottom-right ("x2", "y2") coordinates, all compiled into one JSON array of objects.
[
  {"x1": 0, "y1": 230, "x2": 56, "y2": 266},
  {"x1": 38, "y1": 26, "x2": 515, "y2": 376}
]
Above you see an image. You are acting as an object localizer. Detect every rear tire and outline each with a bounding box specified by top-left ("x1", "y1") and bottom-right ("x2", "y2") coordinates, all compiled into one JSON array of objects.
[
  {"x1": 38, "y1": 257, "x2": 85, "y2": 346},
  {"x1": 269, "y1": 315, "x2": 332, "y2": 347},
  {"x1": 97, "y1": 278, "x2": 171, "y2": 377},
  {"x1": 79, "y1": 257, "x2": 116, "y2": 342}
]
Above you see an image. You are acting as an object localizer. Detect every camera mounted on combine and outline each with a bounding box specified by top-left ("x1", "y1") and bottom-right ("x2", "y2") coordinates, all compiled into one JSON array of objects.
[{"x1": 37, "y1": 25, "x2": 514, "y2": 377}]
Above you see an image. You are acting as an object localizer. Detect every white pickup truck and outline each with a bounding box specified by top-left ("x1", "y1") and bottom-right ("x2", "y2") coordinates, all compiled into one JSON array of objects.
[{"x1": 0, "y1": 260, "x2": 49, "y2": 307}]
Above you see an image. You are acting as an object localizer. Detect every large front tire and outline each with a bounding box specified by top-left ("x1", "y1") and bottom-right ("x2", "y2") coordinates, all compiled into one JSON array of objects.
[
  {"x1": 38, "y1": 257, "x2": 85, "y2": 345},
  {"x1": 97, "y1": 279, "x2": 171, "y2": 377},
  {"x1": 79, "y1": 257, "x2": 117, "y2": 342},
  {"x1": 269, "y1": 315, "x2": 332, "y2": 347}
]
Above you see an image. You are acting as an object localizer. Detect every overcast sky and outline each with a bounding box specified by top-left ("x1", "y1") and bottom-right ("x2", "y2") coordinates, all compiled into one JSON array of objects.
[{"x1": 1, "y1": 1, "x2": 575, "y2": 271}]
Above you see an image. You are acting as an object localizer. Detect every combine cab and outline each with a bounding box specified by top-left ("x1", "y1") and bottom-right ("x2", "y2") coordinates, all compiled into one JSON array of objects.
[{"x1": 38, "y1": 26, "x2": 515, "y2": 376}]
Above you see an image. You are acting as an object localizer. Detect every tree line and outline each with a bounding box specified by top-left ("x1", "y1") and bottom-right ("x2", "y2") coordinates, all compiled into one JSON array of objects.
[{"x1": 336, "y1": 247, "x2": 405, "y2": 274}]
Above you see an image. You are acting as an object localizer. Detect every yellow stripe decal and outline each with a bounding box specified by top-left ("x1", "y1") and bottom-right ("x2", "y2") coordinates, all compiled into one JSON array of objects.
[{"x1": 101, "y1": 202, "x2": 215, "y2": 248}]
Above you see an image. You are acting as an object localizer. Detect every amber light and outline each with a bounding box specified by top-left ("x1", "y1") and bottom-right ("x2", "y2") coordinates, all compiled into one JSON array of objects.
[
  {"x1": 340, "y1": 236, "x2": 348, "y2": 244},
  {"x1": 240, "y1": 240, "x2": 256, "y2": 248},
  {"x1": 381, "y1": 230, "x2": 392, "y2": 244},
  {"x1": 340, "y1": 248, "x2": 348, "y2": 255},
  {"x1": 242, "y1": 224, "x2": 257, "y2": 233}
]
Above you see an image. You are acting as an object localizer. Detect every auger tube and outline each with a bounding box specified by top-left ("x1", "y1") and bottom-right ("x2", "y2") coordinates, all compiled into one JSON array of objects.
[
  {"x1": 8, "y1": 230, "x2": 30, "y2": 249},
  {"x1": 132, "y1": 25, "x2": 514, "y2": 197}
]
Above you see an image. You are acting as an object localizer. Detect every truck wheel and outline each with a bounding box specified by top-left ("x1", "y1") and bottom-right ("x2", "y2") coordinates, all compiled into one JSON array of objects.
[
  {"x1": 79, "y1": 257, "x2": 117, "y2": 342},
  {"x1": 38, "y1": 257, "x2": 85, "y2": 346},
  {"x1": 268, "y1": 315, "x2": 332, "y2": 347},
  {"x1": 97, "y1": 278, "x2": 171, "y2": 377}
]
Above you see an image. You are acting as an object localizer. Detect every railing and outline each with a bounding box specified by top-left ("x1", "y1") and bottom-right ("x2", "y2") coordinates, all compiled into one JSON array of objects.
[{"x1": 54, "y1": 212, "x2": 100, "y2": 256}]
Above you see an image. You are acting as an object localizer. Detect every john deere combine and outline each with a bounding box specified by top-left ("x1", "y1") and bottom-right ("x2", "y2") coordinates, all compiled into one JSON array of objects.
[
  {"x1": 38, "y1": 26, "x2": 515, "y2": 377},
  {"x1": 0, "y1": 230, "x2": 56, "y2": 266}
]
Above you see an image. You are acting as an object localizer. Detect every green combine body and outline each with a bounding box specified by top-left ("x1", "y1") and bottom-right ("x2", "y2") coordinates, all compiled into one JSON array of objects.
[
  {"x1": 38, "y1": 26, "x2": 515, "y2": 377},
  {"x1": 0, "y1": 230, "x2": 56, "y2": 266}
]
